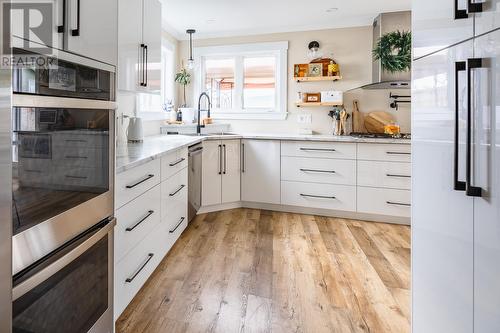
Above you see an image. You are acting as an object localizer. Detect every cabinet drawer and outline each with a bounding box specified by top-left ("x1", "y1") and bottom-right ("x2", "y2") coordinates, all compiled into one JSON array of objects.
[
  {"x1": 161, "y1": 148, "x2": 188, "y2": 181},
  {"x1": 281, "y1": 141, "x2": 356, "y2": 159},
  {"x1": 357, "y1": 187, "x2": 411, "y2": 217},
  {"x1": 281, "y1": 181, "x2": 356, "y2": 212},
  {"x1": 115, "y1": 185, "x2": 161, "y2": 263},
  {"x1": 358, "y1": 161, "x2": 411, "y2": 190},
  {"x1": 114, "y1": 223, "x2": 164, "y2": 319},
  {"x1": 53, "y1": 147, "x2": 105, "y2": 168},
  {"x1": 161, "y1": 167, "x2": 188, "y2": 219},
  {"x1": 357, "y1": 143, "x2": 411, "y2": 162},
  {"x1": 281, "y1": 156, "x2": 355, "y2": 185},
  {"x1": 115, "y1": 159, "x2": 161, "y2": 209}
]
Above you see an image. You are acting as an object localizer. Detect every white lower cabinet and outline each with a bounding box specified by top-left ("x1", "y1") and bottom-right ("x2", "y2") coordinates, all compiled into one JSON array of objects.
[
  {"x1": 202, "y1": 139, "x2": 240, "y2": 206},
  {"x1": 357, "y1": 187, "x2": 411, "y2": 217},
  {"x1": 114, "y1": 148, "x2": 188, "y2": 321},
  {"x1": 241, "y1": 139, "x2": 281, "y2": 204},
  {"x1": 281, "y1": 181, "x2": 356, "y2": 211}
]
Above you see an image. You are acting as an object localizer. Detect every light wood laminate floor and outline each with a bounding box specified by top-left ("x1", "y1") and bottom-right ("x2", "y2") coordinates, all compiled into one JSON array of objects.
[{"x1": 116, "y1": 209, "x2": 411, "y2": 333}]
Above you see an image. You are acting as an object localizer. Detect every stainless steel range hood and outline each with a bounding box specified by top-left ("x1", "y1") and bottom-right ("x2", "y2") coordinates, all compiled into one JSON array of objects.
[{"x1": 361, "y1": 11, "x2": 412, "y2": 90}]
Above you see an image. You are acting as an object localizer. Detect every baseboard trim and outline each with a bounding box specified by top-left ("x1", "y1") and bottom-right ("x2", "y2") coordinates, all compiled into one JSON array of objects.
[{"x1": 198, "y1": 201, "x2": 410, "y2": 225}]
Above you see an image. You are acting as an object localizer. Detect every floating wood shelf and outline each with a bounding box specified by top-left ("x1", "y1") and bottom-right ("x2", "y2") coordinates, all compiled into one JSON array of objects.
[
  {"x1": 295, "y1": 76, "x2": 342, "y2": 83},
  {"x1": 295, "y1": 102, "x2": 343, "y2": 107}
]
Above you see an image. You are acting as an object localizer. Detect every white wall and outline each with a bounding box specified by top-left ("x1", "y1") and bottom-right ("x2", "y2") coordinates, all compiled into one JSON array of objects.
[{"x1": 177, "y1": 26, "x2": 411, "y2": 134}]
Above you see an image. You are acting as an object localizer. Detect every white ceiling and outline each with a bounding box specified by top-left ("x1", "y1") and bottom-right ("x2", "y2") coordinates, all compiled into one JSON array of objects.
[{"x1": 161, "y1": 0, "x2": 411, "y2": 40}]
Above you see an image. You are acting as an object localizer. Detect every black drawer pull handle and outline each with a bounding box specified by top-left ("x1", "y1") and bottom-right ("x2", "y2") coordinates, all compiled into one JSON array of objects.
[
  {"x1": 169, "y1": 217, "x2": 185, "y2": 233},
  {"x1": 169, "y1": 184, "x2": 186, "y2": 197},
  {"x1": 65, "y1": 139, "x2": 87, "y2": 143},
  {"x1": 386, "y1": 151, "x2": 411, "y2": 155},
  {"x1": 386, "y1": 174, "x2": 411, "y2": 178},
  {"x1": 169, "y1": 158, "x2": 185, "y2": 167},
  {"x1": 300, "y1": 194, "x2": 336, "y2": 200},
  {"x1": 126, "y1": 174, "x2": 154, "y2": 189},
  {"x1": 386, "y1": 201, "x2": 411, "y2": 207},
  {"x1": 65, "y1": 155, "x2": 88, "y2": 159},
  {"x1": 125, "y1": 253, "x2": 154, "y2": 283},
  {"x1": 65, "y1": 175, "x2": 87, "y2": 179},
  {"x1": 300, "y1": 168, "x2": 336, "y2": 174},
  {"x1": 126, "y1": 210, "x2": 154, "y2": 232},
  {"x1": 71, "y1": 0, "x2": 80, "y2": 36},
  {"x1": 300, "y1": 148, "x2": 336, "y2": 152}
]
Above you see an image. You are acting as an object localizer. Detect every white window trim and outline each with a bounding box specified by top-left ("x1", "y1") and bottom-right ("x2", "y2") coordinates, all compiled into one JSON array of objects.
[{"x1": 193, "y1": 41, "x2": 288, "y2": 120}]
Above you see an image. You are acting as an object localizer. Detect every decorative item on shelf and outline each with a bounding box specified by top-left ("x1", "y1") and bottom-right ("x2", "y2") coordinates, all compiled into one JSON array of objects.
[
  {"x1": 305, "y1": 93, "x2": 321, "y2": 103},
  {"x1": 372, "y1": 30, "x2": 412, "y2": 73},
  {"x1": 307, "y1": 41, "x2": 322, "y2": 60},
  {"x1": 175, "y1": 68, "x2": 191, "y2": 107},
  {"x1": 310, "y1": 57, "x2": 333, "y2": 77},
  {"x1": 308, "y1": 63, "x2": 323, "y2": 77},
  {"x1": 294, "y1": 64, "x2": 309, "y2": 78},
  {"x1": 328, "y1": 59, "x2": 340, "y2": 77},
  {"x1": 320, "y1": 90, "x2": 343, "y2": 105},
  {"x1": 186, "y1": 29, "x2": 196, "y2": 70}
]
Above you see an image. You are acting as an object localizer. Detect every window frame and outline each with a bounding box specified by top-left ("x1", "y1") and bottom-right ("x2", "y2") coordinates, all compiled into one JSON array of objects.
[{"x1": 194, "y1": 41, "x2": 288, "y2": 120}]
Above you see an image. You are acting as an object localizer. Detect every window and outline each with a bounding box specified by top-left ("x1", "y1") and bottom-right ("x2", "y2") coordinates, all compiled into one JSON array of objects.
[{"x1": 195, "y1": 42, "x2": 288, "y2": 120}]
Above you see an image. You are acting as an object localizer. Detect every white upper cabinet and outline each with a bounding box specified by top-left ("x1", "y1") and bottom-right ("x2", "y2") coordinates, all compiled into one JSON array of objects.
[
  {"x1": 474, "y1": 0, "x2": 500, "y2": 36},
  {"x1": 412, "y1": 0, "x2": 473, "y2": 59},
  {"x1": 65, "y1": 0, "x2": 118, "y2": 65},
  {"x1": 241, "y1": 140, "x2": 281, "y2": 205},
  {"x1": 118, "y1": 0, "x2": 161, "y2": 92}
]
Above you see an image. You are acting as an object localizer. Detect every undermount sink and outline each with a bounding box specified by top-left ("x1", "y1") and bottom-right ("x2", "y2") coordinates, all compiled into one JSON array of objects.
[{"x1": 183, "y1": 132, "x2": 237, "y2": 137}]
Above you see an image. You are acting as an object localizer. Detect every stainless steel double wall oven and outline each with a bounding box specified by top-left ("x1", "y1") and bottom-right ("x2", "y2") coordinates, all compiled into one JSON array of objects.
[{"x1": 11, "y1": 47, "x2": 116, "y2": 333}]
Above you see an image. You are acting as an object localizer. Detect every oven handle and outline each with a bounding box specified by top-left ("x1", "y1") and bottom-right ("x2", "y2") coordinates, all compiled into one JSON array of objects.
[
  {"x1": 12, "y1": 219, "x2": 115, "y2": 301},
  {"x1": 12, "y1": 95, "x2": 118, "y2": 110}
]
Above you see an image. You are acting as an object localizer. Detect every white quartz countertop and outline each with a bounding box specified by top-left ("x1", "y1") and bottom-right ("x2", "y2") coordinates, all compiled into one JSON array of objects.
[{"x1": 116, "y1": 133, "x2": 411, "y2": 174}]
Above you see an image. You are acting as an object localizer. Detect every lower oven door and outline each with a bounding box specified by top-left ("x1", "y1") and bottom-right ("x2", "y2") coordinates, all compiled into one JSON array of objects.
[{"x1": 12, "y1": 219, "x2": 115, "y2": 333}]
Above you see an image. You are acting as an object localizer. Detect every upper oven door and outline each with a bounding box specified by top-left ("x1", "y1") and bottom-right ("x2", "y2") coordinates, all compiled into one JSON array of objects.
[
  {"x1": 12, "y1": 48, "x2": 115, "y2": 101},
  {"x1": 12, "y1": 96, "x2": 116, "y2": 275}
]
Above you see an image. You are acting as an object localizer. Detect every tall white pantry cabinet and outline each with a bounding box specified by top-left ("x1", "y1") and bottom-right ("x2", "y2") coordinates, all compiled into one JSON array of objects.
[{"x1": 412, "y1": 0, "x2": 500, "y2": 332}]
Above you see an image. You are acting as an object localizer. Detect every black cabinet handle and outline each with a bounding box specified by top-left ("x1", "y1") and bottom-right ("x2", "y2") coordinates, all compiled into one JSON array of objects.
[
  {"x1": 71, "y1": 0, "x2": 80, "y2": 36},
  {"x1": 454, "y1": 61, "x2": 467, "y2": 191},
  {"x1": 144, "y1": 44, "x2": 148, "y2": 87},
  {"x1": 126, "y1": 210, "x2": 154, "y2": 232},
  {"x1": 140, "y1": 44, "x2": 146, "y2": 86},
  {"x1": 169, "y1": 217, "x2": 185, "y2": 233},
  {"x1": 386, "y1": 173, "x2": 411, "y2": 178},
  {"x1": 386, "y1": 151, "x2": 411, "y2": 155},
  {"x1": 65, "y1": 155, "x2": 88, "y2": 159},
  {"x1": 169, "y1": 158, "x2": 185, "y2": 167},
  {"x1": 57, "y1": 0, "x2": 66, "y2": 33},
  {"x1": 465, "y1": 58, "x2": 484, "y2": 197},
  {"x1": 468, "y1": 0, "x2": 482, "y2": 13},
  {"x1": 300, "y1": 148, "x2": 336, "y2": 152},
  {"x1": 386, "y1": 201, "x2": 411, "y2": 207},
  {"x1": 125, "y1": 253, "x2": 154, "y2": 283},
  {"x1": 223, "y1": 144, "x2": 227, "y2": 174},
  {"x1": 169, "y1": 184, "x2": 185, "y2": 197},
  {"x1": 455, "y1": 0, "x2": 468, "y2": 19},
  {"x1": 126, "y1": 174, "x2": 154, "y2": 189},
  {"x1": 65, "y1": 175, "x2": 87, "y2": 179},
  {"x1": 300, "y1": 168, "x2": 336, "y2": 174},
  {"x1": 218, "y1": 144, "x2": 222, "y2": 175},
  {"x1": 300, "y1": 194, "x2": 336, "y2": 199},
  {"x1": 241, "y1": 143, "x2": 245, "y2": 173}
]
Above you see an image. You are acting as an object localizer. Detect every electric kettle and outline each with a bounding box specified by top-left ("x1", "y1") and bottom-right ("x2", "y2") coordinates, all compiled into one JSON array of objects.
[{"x1": 127, "y1": 117, "x2": 144, "y2": 142}]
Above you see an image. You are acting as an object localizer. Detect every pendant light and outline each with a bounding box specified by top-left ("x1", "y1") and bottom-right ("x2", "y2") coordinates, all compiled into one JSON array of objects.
[{"x1": 186, "y1": 29, "x2": 196, "y2": 70}]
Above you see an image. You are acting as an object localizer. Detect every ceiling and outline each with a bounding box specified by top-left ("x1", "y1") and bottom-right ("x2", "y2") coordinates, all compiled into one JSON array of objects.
[{"x1": 161, "y1": 0, "x2": 411, "y2": 40}]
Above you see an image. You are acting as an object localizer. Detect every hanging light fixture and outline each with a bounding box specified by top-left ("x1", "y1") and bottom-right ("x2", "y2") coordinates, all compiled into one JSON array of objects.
[
  {"x1": 186, "y1": 29, "x2": 196, "y2": 70},
  {"x1": 307, "y1": 41, "x2": 322, "y2": 60}
]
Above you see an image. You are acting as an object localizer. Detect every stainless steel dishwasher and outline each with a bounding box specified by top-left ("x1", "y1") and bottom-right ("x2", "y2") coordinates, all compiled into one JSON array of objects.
[{"x1": 188, "y1": 143, "x2": 203, "y2": 222}]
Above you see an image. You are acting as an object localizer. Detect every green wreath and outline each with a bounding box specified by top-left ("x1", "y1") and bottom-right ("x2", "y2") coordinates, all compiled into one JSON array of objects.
[{"x1": 373, "y1": 30, "x2": 411, "y2": 73}]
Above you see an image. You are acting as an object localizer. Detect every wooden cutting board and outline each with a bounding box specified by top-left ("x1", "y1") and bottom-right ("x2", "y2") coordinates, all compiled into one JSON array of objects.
[
  {"x1": 352, "y1": 100, "x2": 367, "y2": 133},
  {"x1": 364, "y1": 111, "x2": 395, "y2": 133}
]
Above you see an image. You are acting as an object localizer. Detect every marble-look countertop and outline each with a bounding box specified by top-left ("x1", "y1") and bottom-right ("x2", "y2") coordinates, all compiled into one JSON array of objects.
[{"x1": 116, "y1": 133, "x2": 411, "y2": 174}]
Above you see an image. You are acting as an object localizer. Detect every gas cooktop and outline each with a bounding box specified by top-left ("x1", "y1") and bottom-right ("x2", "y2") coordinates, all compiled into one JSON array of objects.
[{"x1": 350, "y1": 132, "x2": 411, "y2": 139}]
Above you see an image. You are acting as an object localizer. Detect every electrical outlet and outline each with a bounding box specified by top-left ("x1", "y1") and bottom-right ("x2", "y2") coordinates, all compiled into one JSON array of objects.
[{"x1": 297, "y1": 114, "x2": 312, "y2": 124}]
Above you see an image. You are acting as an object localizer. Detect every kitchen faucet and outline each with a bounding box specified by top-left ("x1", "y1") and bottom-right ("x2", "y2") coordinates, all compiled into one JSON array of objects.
[{"x1": 197, "y1": 92, "x2": 211, "y2": 135}]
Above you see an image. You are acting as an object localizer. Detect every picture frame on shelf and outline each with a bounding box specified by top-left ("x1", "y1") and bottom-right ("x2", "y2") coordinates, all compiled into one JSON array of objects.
[
  {"x1": 305, "y1": 93, "x2": 321, "y2": 102},
  {"x1": 294, "y1": 64, "x2": 309, "y2": 78},
  {"x1": 308, "y1": 63, "x2": 323, "y2": 77}
]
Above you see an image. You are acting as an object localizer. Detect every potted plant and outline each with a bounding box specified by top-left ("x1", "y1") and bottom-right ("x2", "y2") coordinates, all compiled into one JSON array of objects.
[{"x1": 175, "y1": 68, "x2": 191, "y2": 107}]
